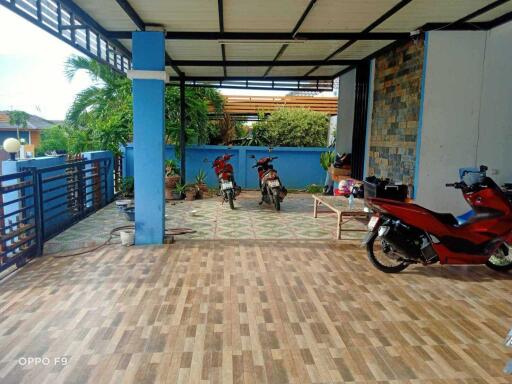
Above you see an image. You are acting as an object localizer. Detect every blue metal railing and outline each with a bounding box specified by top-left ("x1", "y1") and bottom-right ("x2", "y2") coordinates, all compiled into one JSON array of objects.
[{"x1": 0, "y1": 158, "x2": 111, "y2": 274}]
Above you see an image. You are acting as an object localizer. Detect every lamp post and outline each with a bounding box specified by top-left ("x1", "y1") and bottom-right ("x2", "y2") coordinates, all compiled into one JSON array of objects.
[{"x1": 3, "y1": 138, "x2": 21, "y2": 161}]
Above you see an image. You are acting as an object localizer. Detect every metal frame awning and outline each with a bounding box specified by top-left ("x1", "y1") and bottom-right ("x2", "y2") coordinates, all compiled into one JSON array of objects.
[{"x1": 1, "y1": 0, "x2": 512, "y2": 91}]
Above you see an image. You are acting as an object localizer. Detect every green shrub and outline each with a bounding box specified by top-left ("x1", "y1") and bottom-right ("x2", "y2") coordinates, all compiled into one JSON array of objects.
[{"x1": 251, "y1": 108, "x2": 329, "y2": 147}]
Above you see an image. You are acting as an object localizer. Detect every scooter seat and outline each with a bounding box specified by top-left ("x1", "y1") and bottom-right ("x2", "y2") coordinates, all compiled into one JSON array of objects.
[{"x1": 431, "y1": 212, "x2": 459, "y2": 226}]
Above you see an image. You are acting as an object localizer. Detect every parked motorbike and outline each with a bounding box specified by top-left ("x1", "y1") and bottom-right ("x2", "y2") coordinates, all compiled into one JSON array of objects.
[
  {"x1": 251, "y1": 156, "x2": 287, "y2": 211},
  {"x1": 212, "y1": 154, "x2": 241, "y2": 209},
  {"x1": 363, "y1": 165, "x2": 512, "y2": 273}
]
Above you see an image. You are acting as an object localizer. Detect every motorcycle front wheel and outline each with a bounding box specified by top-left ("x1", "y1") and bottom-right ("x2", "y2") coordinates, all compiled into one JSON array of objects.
[
  {"x1": 366, "y1": 231, "x2": 409, "y2": 273},
  {"x1": 486, "y1": 244, "x2": 512, "y2": 272}
]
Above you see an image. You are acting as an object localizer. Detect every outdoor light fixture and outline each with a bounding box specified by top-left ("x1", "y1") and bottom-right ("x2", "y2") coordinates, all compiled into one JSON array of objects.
[{"x1": 3, "y1": 138, "x2": 21, "y2": 160}]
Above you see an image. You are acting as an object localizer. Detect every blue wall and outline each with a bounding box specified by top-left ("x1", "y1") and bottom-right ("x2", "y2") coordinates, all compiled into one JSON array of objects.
[{"x1": 122, "y1": 144, "x2": 328, "y2": 189}]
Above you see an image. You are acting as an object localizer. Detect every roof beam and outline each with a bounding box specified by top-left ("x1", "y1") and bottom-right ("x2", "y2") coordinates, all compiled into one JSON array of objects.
[
  {"x1": 304, "y1": 0, "x2": 413, "y2": 76},
  {"x1": 174, "y1": 60, "x2": 358, "y2": 67},
  {"x1": 454, "y1": 0, "x2": 510, "y2": 24},
  {"x1": 111, "y1": 0, "x2": 183, "y2": 76},
  {"x1": 114, "y1": 0, "x2": 145, "y2": 31},
  {"x1": 106, "y1": 31, "x2": 410, "y2": 40},
  {"x1": 264, "y1": 0, "x2": 317, "y2": 77},
  {"x1": 218, "y1": 0, "x2": 227, "y2": 76}
]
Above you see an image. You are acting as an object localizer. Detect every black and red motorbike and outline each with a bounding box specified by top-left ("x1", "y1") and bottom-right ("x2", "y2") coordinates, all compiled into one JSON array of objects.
[
  {"x1": 363, "y1": 166, "x2": 512, "y2": 273},
  {"x1": 251, "y1": 156, "x2": 287, "y2": 211},
  {"x1": 212, "y1": 154, "x2": 241, "y2": 209}
]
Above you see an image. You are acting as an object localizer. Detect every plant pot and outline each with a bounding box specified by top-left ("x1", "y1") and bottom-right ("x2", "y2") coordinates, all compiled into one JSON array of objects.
[
  {"x1": 171, "y1": 191, "x2": 183, "y2": 200},
  {"x1": 165, "y1": 175, "x2": 180, "y2": 189},
  {"x1": 197, "y1": 183, "x2": 209, "y2": 193},
  {"x1": 185, "y1": 190, "x2": 197, "y2": 201}
]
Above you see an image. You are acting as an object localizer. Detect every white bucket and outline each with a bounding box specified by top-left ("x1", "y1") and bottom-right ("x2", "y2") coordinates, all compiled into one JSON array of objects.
[{"x1": 120, "y1": 230, "x2": 135, "y2": 246}]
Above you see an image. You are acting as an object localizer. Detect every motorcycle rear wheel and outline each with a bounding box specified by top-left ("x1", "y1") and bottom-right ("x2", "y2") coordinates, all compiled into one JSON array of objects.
[
  {"x1": 366, "y1": 232, "x2": 409, "y2": 273},
  {"x1": 227, "y1": 190, "x2": 235, "y2": 210},
  {"x1": 272, "y1": 188, "x2": 281, "y2": 211},
  {"x1": 486, "y1": 245, "x2": 512, "y2": 272}
]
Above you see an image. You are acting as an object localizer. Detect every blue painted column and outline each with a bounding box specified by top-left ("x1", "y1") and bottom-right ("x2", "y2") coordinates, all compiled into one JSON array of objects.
[{"x1": 131, "y1": 32, "x2": 166, "y2": 244}]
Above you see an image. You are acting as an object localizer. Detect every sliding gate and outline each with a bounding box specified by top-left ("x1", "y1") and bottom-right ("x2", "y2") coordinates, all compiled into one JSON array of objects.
[{"x1": 0, "y1": 158, "x2": 111, "y2": 274}]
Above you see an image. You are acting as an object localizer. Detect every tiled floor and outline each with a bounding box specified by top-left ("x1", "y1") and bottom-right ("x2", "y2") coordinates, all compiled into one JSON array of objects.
[
  {"x1": 1, "y1": 240, "x2": 511, "y2": 383},
  {"x1": 44, "y1": 192, "x2": 367, "y2": 254}
]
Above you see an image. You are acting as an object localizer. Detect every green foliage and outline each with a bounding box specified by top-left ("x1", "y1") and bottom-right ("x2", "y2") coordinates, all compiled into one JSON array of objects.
[
  {"x1": 251, "y1": 108, "x2": 329, "y2": 147},
  {"x1": 64, "y1": 55, "x2": 223, "y2": 156},
  {"x1": 306, "y1": 184, "x2": 324, "y2": 194},
  {"x1": 165, "y1": 159, "x2": 180, "y2": 177},
  {"x1": 174, "y1": 182, "x2": 187, "y2": 193},
  {"x1": 38, "y1": 125, "x2": 69, "y2": 154},
  {"x1": 121, "y1": 176, "x2": 134, "y2": 196},
  {"x1": 320, "y1": 151, "x2": 336, "y2": 171},
  {"x1": 8, "y1": 110, "x2": 30, "y2": 140},
  {"x1": 8, "y1": 110, "x2": 29, "y2": 128},
  {"x1": 195, "y1": 169, "x2": 206, "y2": 184}
]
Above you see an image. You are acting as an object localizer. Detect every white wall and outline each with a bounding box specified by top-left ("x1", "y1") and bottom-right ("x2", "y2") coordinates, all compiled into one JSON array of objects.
[
  {"x1": 336, "y1": 69, "x2": 356, "y2": 154},
  {"x1": 476, "y1": 21, "x2": 512, "y2": 185},
  {"x1": 416, "y1": 31, "x2": 486, "y2": 214},
  {"x1": 416, "y1": 24, "x2": 512, "y2": 215}
]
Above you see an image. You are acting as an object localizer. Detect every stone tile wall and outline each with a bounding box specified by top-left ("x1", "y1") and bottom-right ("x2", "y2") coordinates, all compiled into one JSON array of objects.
[{"x1": 368, "y1": 39, "x2": 424, "y2": 185}]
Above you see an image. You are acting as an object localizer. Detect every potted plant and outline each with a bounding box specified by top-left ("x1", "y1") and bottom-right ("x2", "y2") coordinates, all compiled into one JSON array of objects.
[
  {"x1": 173, "y1": 182, "x2": 186, "y2": 200},
  {"x1": 185, "y1": 184, "x2": 197, "y2": 201},
  {"x1": 121, "y1": 176, "x2": 134, "y2": 198},
  {"x1": 195, "y1": 169, "x2": 208, "y2": 195},
  {"x1": 165, "y1": 159, "x2": 181, "y2": 199}
]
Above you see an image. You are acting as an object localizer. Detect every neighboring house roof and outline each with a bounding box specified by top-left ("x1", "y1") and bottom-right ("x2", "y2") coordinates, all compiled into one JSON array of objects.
[{"x1": 0, "y1": 111, "x2": 54, "y2": 130}]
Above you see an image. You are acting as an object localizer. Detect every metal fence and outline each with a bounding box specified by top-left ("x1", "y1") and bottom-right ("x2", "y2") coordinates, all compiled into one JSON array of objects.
[{"x1": 0, "y1": 158, "x2": 111, "y2": 274}]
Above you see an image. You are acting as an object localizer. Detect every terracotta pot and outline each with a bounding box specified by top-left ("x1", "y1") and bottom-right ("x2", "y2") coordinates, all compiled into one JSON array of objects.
[
  {"x1": 165, "y1": 175, "x2": 180, "y2": 189},
  {"x1": 197, "y1": 183, "x2": 209, "y2": 193},
  {"x1": 185, "y1": 189, "x2": 197, "y2": 201}
]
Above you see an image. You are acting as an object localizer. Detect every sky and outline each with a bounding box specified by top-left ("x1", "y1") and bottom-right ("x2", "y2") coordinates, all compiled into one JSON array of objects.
[{"x1": 0, "y1": 7, "x2": 297, "y2": 121}]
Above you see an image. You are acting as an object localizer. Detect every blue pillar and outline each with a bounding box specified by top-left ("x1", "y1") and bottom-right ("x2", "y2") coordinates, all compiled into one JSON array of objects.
[{"x1": 132, "y1": 32, "x2": 166, "y2": 244}]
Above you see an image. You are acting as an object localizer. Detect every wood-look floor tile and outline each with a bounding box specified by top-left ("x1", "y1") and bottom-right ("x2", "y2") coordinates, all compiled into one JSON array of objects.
[{"x1": 0, "y1": 239, "x2": 510, "y2": 383}]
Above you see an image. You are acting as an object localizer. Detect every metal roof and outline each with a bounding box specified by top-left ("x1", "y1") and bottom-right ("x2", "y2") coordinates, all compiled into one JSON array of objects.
[
  {"x1": 0, "y1": 112, "x2": 55, "y2": 130},
  {"x1": 2, "y1": 0, "x2": 511, "y2": 91}
]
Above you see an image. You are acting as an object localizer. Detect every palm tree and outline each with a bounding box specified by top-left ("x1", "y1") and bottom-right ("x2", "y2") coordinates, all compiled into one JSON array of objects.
[{"x1": 8, "y1": 110, "x2": 29, "y2": 140}]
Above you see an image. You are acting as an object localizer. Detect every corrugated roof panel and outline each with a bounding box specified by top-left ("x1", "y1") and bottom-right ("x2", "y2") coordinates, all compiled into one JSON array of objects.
[
  {"x1": 280, "y1": 41, "x2": 349, "y2": 60},
  {"x1": 374, "y1": 0, "x2": 491, "y2": 32},
  {"x1": 301, "y1": 0, "x2": 400, "y2": 32},
  {"x1": 73, "y1": 0, "x2": 137, "y2": 31},
  {"x1": 309, "y1": 66, "x2": 348, "y2": 77},
  {"x1": 130, "y1": 0, "x2": 219, "y2": 31},
  {"x1": 333, "y1": 40, "x2": 391, "y2": 60},
  {"x1": 180, "y1": 66, "x2": 224, "y2": 77},
  {"x1": 470, "y1": 2, "x2": 512, "y2": 22},
  {"x1": 224, "y1": 43, "x2": 282, "y2": 60},
  {"x1": 226, "y1": 67, "x2": 267, "y2": 77},
  {"x1": 267, "y1": 66, "x2": 314, "y2": 77},
  {"x1": 166, "y1": 41, "x2": 222, "y2": 61},
  {"x1": 224, "y1": 0, "x2": 310, "y2": 32}
]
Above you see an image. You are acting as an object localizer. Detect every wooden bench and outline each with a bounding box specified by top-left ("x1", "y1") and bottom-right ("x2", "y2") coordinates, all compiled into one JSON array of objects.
[{"x1": 312, "y1": 194, "x2": 369, "y2": 240}]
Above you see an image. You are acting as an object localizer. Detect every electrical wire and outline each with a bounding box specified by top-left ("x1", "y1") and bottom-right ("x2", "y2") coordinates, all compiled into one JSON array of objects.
[{"x1": 51, "y1": 225, "x2": 195, "y2": 258}]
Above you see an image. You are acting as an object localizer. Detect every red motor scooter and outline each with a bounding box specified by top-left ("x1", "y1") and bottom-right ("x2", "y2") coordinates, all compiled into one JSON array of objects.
[
  {"x1": 363, "y1": 166, "x2": 512, "y2": 273},
  {"x1": 212, "y1": 154, "x2": 241, "y2": 209}
]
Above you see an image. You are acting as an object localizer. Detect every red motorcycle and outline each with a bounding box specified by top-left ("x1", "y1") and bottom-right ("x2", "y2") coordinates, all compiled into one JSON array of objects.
[
  {"x1": 212, "y1": 154, "x2": 240, "y2": 209},
  {"x1": 251, "y1": 156, "x2": 287, "y2": 211},
  {"x1": 363, "y1": 166, "x2": 512, "y2": 273}
]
